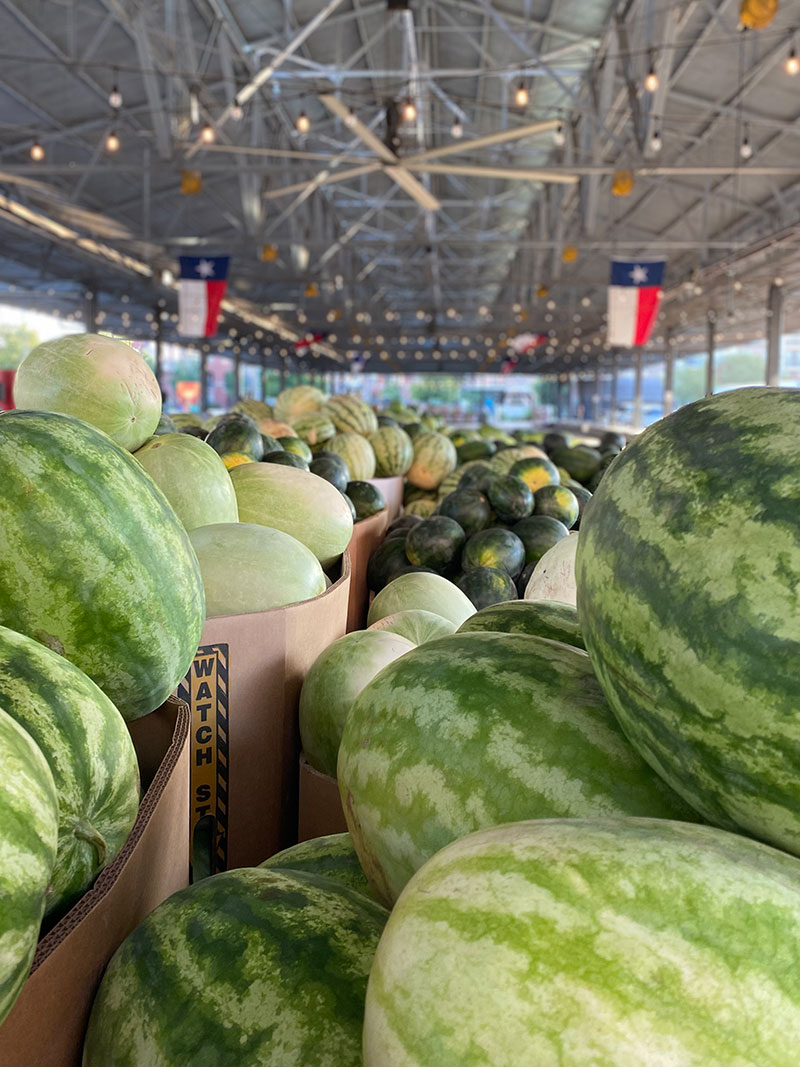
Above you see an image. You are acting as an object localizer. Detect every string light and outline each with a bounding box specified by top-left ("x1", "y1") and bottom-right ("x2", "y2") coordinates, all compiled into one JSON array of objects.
[
  {"x1": 649, "y1": 128, "x2": 662, "y2": 152},
  {"x1": 786, "y1": 48, "x2": 800, "y2": 76},
  {"x1": 345, "y1": 107, "x2": 357, "y2": 127},
  {"x1": 189, "y1": 90, "x2": 200, "y2": 126},
  {"x1": 644, "y1": 58, "x2": 659, "y2": 93},
  {"x1": 450, "y1": 118, "x2": 463, "y2": 138},
  {"x1": 514, "y1": 82, "x2": 529, "y2": 107},
  {"x1": 105, "y1": 129, "x2": 120, "y2": 152},
  {"x1": 230, "y1": 100, "x2": 244, "y2": 120},
  {"x1": 553, "y1": 121, "x2": 566, "y2": 146},
  {"x1": 296, "y1": 111, "x2": 310, "y2": 134},
  {"x1": 402, "y1": 98, "x2": 417, "y2": 122},
  {"x1": 740, "y1": 126, "x2": 753, "y2": 159},
  {"x1": 30, "y1": 140, "x2": 45, "y2": 161},
  {"x1": 108, "y1": 85, "x2": 123, "y2": 110},
  {"x1": 200, "y1": 123, "x2": 215, "y2": 144}
]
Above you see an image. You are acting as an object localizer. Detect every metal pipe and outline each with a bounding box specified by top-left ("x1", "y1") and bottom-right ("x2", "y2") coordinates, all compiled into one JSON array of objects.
[
  {"x1": 633, "y1": 347, "x2": 643, "y2": 429},
  {"x1": 705, "y1": 312, "x2": 715, "y2": 396},
  {"x1": 664, "y1": 342, "x2": 675, "y2": 415},
  {"x1": 766, "y1": 283, "x2": 784, "y2": 387}
]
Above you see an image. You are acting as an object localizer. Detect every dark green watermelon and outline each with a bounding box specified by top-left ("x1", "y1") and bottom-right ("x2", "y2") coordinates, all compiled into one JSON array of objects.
[
  {"x1": 405, "y1": 517, "x2": 465, "y2": 572},
  {"x1": 517, "y1": 561, "x2": 536, "y2": 597},
  {"x1": 457, "y1": 599, "x2": 585, "y2": 650},
  {"x1": 260, "y1": 433, "x2": 284, "y2": 456},
  {"x1": 456, "y1": 463, "x2": 495, "y2": 494},
  {"x1": 310, "y1": 455, "x2": 349, "y2": 492},
  {"x1": 206, "y1": 414, "x2": 263, "y2": 461},
  {"x1": 377, "y1": 415, "x2": 401, "y2": 429},
  {"x1": 600, "y1": 431, "x2": 626, "y2": 451},
  {"x1": 179, "y1": 425, "x2": 207, "y2": 439},
  {"x1": 514, "y1": 515, "x2": 570, "y2": 563},
  {"x1": 405, "y1": 422, "x2": 423, "y2": 440},
  {"x1": 456, "y1": 566, "x2": 517, "y2": 610},
  {"x1": 367, "y1": 539, "x2": 412, "y2": 592},
  {"x1": 487, "y1": 475, "x2": 533, "y2": 523},
  {"x1": 153, "y1": 414, "x2": 177, "y2": 436},
  {"x1": 543, "y1": 432, "x2": 568, "y2": 454},
  {"x1": 571, "y1": 485, "x2": 592, "y2": 529},
  {"x1": 262, "y1": 451, "x2": 309, "y2": 470},
  {"x1": 533, "y1": 484, "x2": 580, "y2": 529},
  {"x1": 456, "y1": 440, "x2": 496, "y2": 464},
  {"x1": 462, "y1": 528, "x2": 525, "y2": 579},
  {"x1": 438, "y1": 489, "x2": 492, "y2": 537},
  {"x1": 281, "y1": 436, "x2": 313, "y2": 462},
  {"x1": 551, "y1": 445, "x2": 603, "y2": 484},
  {"x1": 347, "y1": 481, "x2": 386, "y2": 521},
  {"x1": 387, "y1": 514, "x2": 424, "y2": 534}
]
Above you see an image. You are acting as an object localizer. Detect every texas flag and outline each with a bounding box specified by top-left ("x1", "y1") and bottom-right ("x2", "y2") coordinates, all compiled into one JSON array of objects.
[
  {"x1": 178, "y1": 255, "x2": 230, "y2": 338},
  {"x1": 607, "y1": 259, "x2": 665, "y2": 347}
]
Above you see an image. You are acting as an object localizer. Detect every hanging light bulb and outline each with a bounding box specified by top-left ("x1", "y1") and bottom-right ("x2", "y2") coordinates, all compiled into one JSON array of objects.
[
  {"x1": 553, "y1": 121, "x2": 566, "y2": 146},
  {"x1": 200, "y1": 123, "x2": 215, "y2": 144},
  {"x1": 189, "y1": 89, "x2": 200, "y2": 126},
  {"x1": 108, "y1": 84, "x2": 123, "y2": 110},
  {"x1": 230, "y1": 99, "x2": 244, "y2": 120},
  {"x1": 514, "y1": 82, "x2": 529, "y2": 108},
  {"x1": 451, "y1": 118, "x2": 463, "y2": 139},
  {"x1": 785, "y1": 47, "x2": 800, "y2": 75},
  {"x1": 649, "y1": 127, "x2": 663, "y2": 152},
  {"x1": 402, "y1": 98, "x2": 417, "y2": 122},
  {"x1": 644, "y1": 59, "x2": 659, "y2": 93},
  {"x1": 30, "y1": 140, "x2": 45, "y2": 162},
  {"x1": 105, "y1": 129, "x2": 120, "y2": 152},
  {"x1": 345, "y1": 107, "x2": 357, "y2": 128},
  {"x1": 740, "y1": 126, "x2": 753, "y2": 159},
  {"x1": 296, "y1": 111, "x2": 310, "y2": 134}
]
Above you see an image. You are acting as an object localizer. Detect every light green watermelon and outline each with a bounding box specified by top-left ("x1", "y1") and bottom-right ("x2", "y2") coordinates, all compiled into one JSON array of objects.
[
  {"x1": 13, "y1": 333, "x2": 161, "y2": 452},
  {"x1": 261, "y1": 833, "x2": 376, "y2": 901},
  {"x1": 368, "y1": 427, "x2": 413, "y2": 477},
  {"x1": 576, "y1": 388, "x2": 800, "y2": 855},
  {"x1": 0, "y1": 707, "x2": 58, "y2": 1025},
  {"x1": 457, "y1": 599, "x2": 584, "y2": 649},
  {"x1": 0, "y1": 412, "x2": 205, "y2": 720},
  {"x1": 299, "y1": 630, "x2": 415, "y2": 777},
  {"x1": 290, "y1": 411, "x2": 337, "y2": 449},
  {"x1": 337, "y1": 632, "x2": 699, "y2": 904},
  {"x1": 134, "y1": 433, "x2": 239, "y2": 531},
  {"x1": 82, "y1": 867, "x2": 387, "y2": 1067},
  {"x1": 0, "y1": 626, "x2": 139, "y2": 916},
  {"x1": 324, "y1": 394, "x2": 378, "y2": 435},
  {"x1": 274, "y1": 385, "x2": 326, "y2": 424},
  {"x1": 368, "y1": 609, "x2": 456, "y2": 645},
  {"x1": 230, "y1": 462, "x2": 353, "y2": 568},
  {"x1": 326, "y1": 433, "x2": 376, "y2": 480},
  {"x1": 189, "y1": 523, "x2": 326, "y2": 618},
  {"x1": 366, "y1": 572, "x2": 475, "y2": 629},
  {"x1": 406, "y1": 433, "x2": 457, "y2": 490},
  {"x1": 364, "y1": 818, "x2": 800, "y2": 1067}
]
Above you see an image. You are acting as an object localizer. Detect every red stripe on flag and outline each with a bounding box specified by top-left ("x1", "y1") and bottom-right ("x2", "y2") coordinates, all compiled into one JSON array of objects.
[
  {"x1": 634, "y1": 286, "x2": 661, "y2": 346},
  {"x1": 204, "y1": 280, "x2": 228, "y2": 337}
]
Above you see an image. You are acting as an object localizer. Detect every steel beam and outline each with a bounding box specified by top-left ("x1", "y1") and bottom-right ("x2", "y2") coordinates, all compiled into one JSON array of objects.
[
  {"x1": 705, "y1": 311, "x2": 715, "y2": 396},
  {"x1": 766, "y1": 282, "x2": 784, "y2": 386},
  {"x1": 633, "y1": 346, "x2": 643, "y2": 429}
]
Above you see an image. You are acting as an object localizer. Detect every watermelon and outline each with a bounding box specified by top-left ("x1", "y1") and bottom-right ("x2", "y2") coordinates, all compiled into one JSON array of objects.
[
  {"x1": 489, "y1": 445, "x2": 548, "y2": 475},
  {"x1": 0, "y1": 625, "x2": 139, "y2": 916},
  {"x1": 189, "y1": 523, "x2": 326, "y2": 617},
  {"x1": 367, "y1": 571, "x2": 475, "y2": 628},
  {"x1": 457, "y1": 463, "x2": 495, "y2": 494},
  {"x1": 280, "y1": 436, "x2": 313, "y2": 462},
  {"x1": 172, "y1": 413, "x2": 205, "y2": 432},
  {"x1": 290, "y1": 411, "x2": 337, "y2": 449},
  {"x1": 437, "y1": 489, "x2": 492, "y2": 536},
  {"x1": 325, "y1": 394, "x2": 379, "y2": 435},
  {"x1": 14, "y1": 333, "x2": 161, "y2": 452},
  {"x1": 404, "y1": 498, "x2": 438, "y2": 518},
  {"x1": 551, "y1": 444, "x2": 602, "y2": 483},
  {"x1": 509, "y1": 455, "x2": 560, "y2": 493},
  {"x1": 377, "y1": 415, "x2": 400, "y2": 429},
  {"x1": 261, "y1": 418, "x2": 298, "y2": 439},
  {"x1": 221, "y1": 451, "x2": 252, "y2": 470},
  {"x1": 406, "y1": 433, "x2": 457, "y2": 490},
  {"x1": 387, "y1": 515, "x2": 423, "y2": 534},
  {"x1": 231, "y1": 463, "x2": 353, "y2": 568},
  {"x1": 261, "y1": 833, "x2": 376, "y2": 901},
  {"x1": 262, "y1": 450, "x2": 309, "y2": 470},
  {"x1": 517, "y1": 561, "x2": 536, "y2": 597},
  {"x1": 152, "y1": 414, "x2": 176, "y2": 436},
  {"x1": 206, "y1": 413, "x2": 264, "y2": 461},
  {"x1": 0, "y1": 707, "x2": 58, "y2": 1025},
  {"x1": 570, "y1": 483, "x2": 592, "y2": 528},
  {"x1": 514, "y1": 514, "x2": 570, "y2": 563},
  {"x1": 346, "y1": 481, "x2": 385, "y2": 521},
  {"x1": 532, "y1": 483, "x2": 580, "y2": 529},
  {"x1": 299, "y1": 630, "x2": 415, "y2": 777},
  {"x1": 337, "y1": 632, "x2": 700, "y2": 905},
  {"x1": 543, "y1": 430, "x2": 568, "y2": 453},
  {"x1": 368, "y1": 610, "x2": 456, "y2": 645},
  {"x1": 309, "y1": 454, "x2": 349, "y2": 492},
  {"x1": 455, "y1": 439, "x2": 495, "y2": 463},
  {"x1": 260, "y1": 433, "x2": 283, "y2": 455},
  {"x1": 576, "y1": 387, "x2": 800, "y2": 855},
  {"x1": 487, "y1": 475, "x2": 533, "y2": 522},
  {"x1": 457, "y1": 599, "x2": 584, "y2": 649},
  {"x1": 0, "y1": 412, "x2": 205, "y2": 721},
  {"x1": 273, "y1": 384, "x2": 325, "y2": 424},
  {"x1": 525, "y1": 533, "x2": 578, "y2": 605},
  {"x1": 82, "y1": 868, "x2": 387, "y2": 1067},
  {"x1": 462, "y1": 528, "x2": 525, "y2": 579},
  {"x1": 404, "y1": 517, "x2": 465, "y2": 572},
  {"x1": 364, "y1": 818, "x2": 800, "y2": 1067},
  {"x1": 367, "y1": 539, "x2": 414, "y2": 593},
  {"x1": 232, "y1": 398, "x2": 273, "y2": 420},
  {"x1": 327, "y1": 433, "x2": 376, "y2": 480},
  {"x1": 368, "y1": 427, "x2": 413, "y2": 477},
  {"x1": 434, "y1": 469, "x2": 462, "y2": 499},
  {"x1": 456, "y1": 566, "x2": 517, "y2": 610},
  {"x1": 600, "y1": 430, "x2": 626, "y2": 450},
  {"x1": 134, "y1": 433, "x2": 239, "y2": 531},
  {"x1": 341, "y1": 493, "x2": 357, "y2": 521}
]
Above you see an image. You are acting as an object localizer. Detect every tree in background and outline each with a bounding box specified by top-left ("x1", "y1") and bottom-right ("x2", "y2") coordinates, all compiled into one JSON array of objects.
[{"x1": 0, "y1": 324, "x2": 39, "y2": 369}]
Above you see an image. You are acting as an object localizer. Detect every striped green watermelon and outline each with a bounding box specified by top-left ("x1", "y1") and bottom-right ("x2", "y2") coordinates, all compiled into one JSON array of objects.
[
  {"x1": 134, "y1": 433, "x2": 239, "y2": 531},
  {"x1": 509, "y1": 455, "x2": 560, "y2": 492},
  {"x1": 532, "y1": 484, "x2": 579, "y2": 529},
  {"x1": 407, "y1": 433, "x2": 457, "y2": 490},
  {"x1": 337, "y1": 632, "x2": 699, "y2": 904},
  {"x1": 368, "y1": 610, "x2": 456, "y2": 645},
  {"x1": 514, "y1": 515, "x2": 570, "y2": 563},
  {"x1": 326, "y1": 433, "x2": 376, "y2": 480},
  {"x1": 290, "y1": 411, "x2": 337, "y2": 449},
  {"x1": 14, "y1": 333, "x2": 161, "y2": 452},
  {"x1": 152, "y1": 414, "x2": 176, "y2": 436},
  {"x1": 346, "y1": 480, "x2": 385, "y2": 521},
  {"x1": 487, "y1": 475, "x2": 533, "y2": 522},
  {"x1": 405, "y1": 516, "x2": 465, "y2": 572},
  {"x1": 367, "y1": 572, "x2": 475, "y2": 629},
  {"x1": 273, "y1": 385, "x2": 325, "y2": 424},
  {"x1": 437, "y1": 489, "x2": 492, "y2": 536},
  {"x1": 462, "y1": 528, "x2": 526, "y2": 578},
  {"x1": 0, "y1": 412, "x2": 205, "y2": 721},
  {"x1": 300, "y1": 630, "x2": 415, "y2": 777},
  {"x1": 489, "y1": 445, "x2": 548, "y2": 475},
  {"x1": 280, "y1": 436, "x2": 313, "y2": 462},
  {"x1": 0, "y1": 707, "x2": 58, "y2": 1025},
  {"x1": 82, "y1": 868, "x2": 388, "y2": 1067},
  {"x1": 551, "y1": 444, "x2": 603, "y2": 484},
  {"x1": 0, "y1": 626, "x2": 139, "y2": 916},
  {"x1": 364, "y1": 818, "x2": 800, "y2": 1067},
  {"x1": 576, "y1": 387, "x2": 800, "y2": 855},
  {"x1": 261, "y1": 833, "x2": 376, "y2": 901},
  {"x1": 231, "y1": 462, "x2": 353, "y2": 568},
  {"x1": 231, "y1": 399, "x2": 273, "y2": 423},
  {"x1": 458, "y1": 599, "x2": 584, "y2": 649},
  {"x1": 262, "y1": 450, "x2": 309, "y2": 470},
  {"x1": 324, "y1": 394, "x2": 379, "y2": 435},
  {"x1": 205, "y1": 414, "x2": 264, "y2": 461},
  {"x1": 456, "y1": 566, "x2": 517, "y2": 609},
  {"x1": 368, "y1": 426, "x2": 413, "y2": 477},
  {"x1": 403, "y1": 498, "x2": 438, "y2": 518}
]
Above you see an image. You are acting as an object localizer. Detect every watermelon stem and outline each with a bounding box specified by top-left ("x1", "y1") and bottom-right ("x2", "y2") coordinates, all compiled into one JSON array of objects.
[{"x1": 73, "y1": 820, "x2": 108, "y2": 867}]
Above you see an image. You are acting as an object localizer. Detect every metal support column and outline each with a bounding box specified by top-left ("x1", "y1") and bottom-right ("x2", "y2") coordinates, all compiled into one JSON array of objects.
[
  {"x1": 568, "y1": 374, "x2": 579, "y2": 419},
  {"x1": 591, "y1": 366, "x2": 600, "y2": 423},
  {"x1": 200, "y1": 349, "x2": 208, "y2": 411},
  {"x1": 83, "y1": 288, "x2": 97, "y2": 331},
  {"x1": 633, "y1": 347, "x2": 643, "y2": 429},
  {"x1": 234, "y1": 350, "x2": 241, "y2": 402},
  {"x1": 766, "y1": 282, "x2": 784, "y2": 386},
  {"x1": 279, "y1": 359, "x2": 287, "y2": 391},
  {"x1": 154, "y1": 310, "x2": 163, "y2": 391},
  {"x1": 664, "y1": 339, "x2": 675, "y2": 415},
  {"x1": 610, "y1": 356, "x2": 619, "y2": 423},
  {"x1": 705, "y1": 311, "x2": 716, "y2": 396}
]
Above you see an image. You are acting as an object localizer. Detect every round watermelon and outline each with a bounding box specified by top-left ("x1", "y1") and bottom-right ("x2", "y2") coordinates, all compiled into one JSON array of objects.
[
  {"x1": 0, "y1": 412, "x2": 205, "y2": 721},
  {"x1": 462, "y1": 528, "x2": 526, "y2": 579},
  {"x1": 489, "y1": 445, "x2": 548, "y2": 475},
  {"x1": 14, "y1": 333, "x2": 161, "y2": 452},
  {"x1": 456, "y1": 565, "x2": 517, "y2": 610},
  {"x1": 262, "y1": 450, "x2": 309, "y2": 470},
  {"x1": 261, "y1": 833, "x2": 376, "y2": 901},
  {"x1": 405, "y1": 517, "x2": 465, "y2": 572},
  {"x1": 289, "y1": 412, "x2": 337, "y2": 449},
  {"x1": 514, "y1": 514, "x2": 570, "y2": 563},
  {"x1": 457, "y1": 463, "x2": 495, "y2": 494},
  {"x1": 533, "y1": 483, "x2": 580, "y2": 528},
  {"x1": 0, "y1": 626, "x2": 139, "y2": 916},
  {"x1": 487, "y1": 475, "x2": 533, "y2": 522},
  {"x1": 82, "y1": 868, "x2": 388, "y2": 1067},
  {"x1": 346, "y1": 481, "x2": 385, "y2": 521},
  {"x1": 403, "y1": 498, "x2": 438, "y2": 518},
  {"x1": 368, "y1": 609, "x2": 456, "y2": 646},
  {"x1": 337, "y1": 632, "x2": 699, "y2": 904},
  {"x1": 367, "y1": 539, "x2": 415, "y2": 593},
  {"x1": 327, "y1": 433, "x2": 376, "y2": 480},
  {"x1": 457, "y1": 598, "x2": 584, "y2": 649},
  {"x1": 309, "y1": 454, "x2": 349, "y2": 492},
  {"x1": 280, "y1": 436, "x2": 313, "y2": 462},
  {"x1": 0, "y1": 707, "x2": 58, "y2": 1025},
  {"x1": 551, "y1": 444, "x2": 603, "y2": 484},
  {"x1": 273, "y1": 385, "x2": 325, "y2": 424},
  {"x1": 437, "y1": 489, "x2": 492, "y2": 536},
  {"x1": 206, "y1": 413, "x2": 264, "y2": 461},
  {"x1": 134, "y1": 433, "x2": 239, "y2": 531},
  {"x1": 364, "y1": 818, "x2": 800, "y2": 1067},
  {"x1": 406, "y1": 433, "x2": 457, "y2": 490},
  {"x1": 325, "y1": 394, "x2": 378, "y2": 435},
  {"x1": 368, "y1": 427, "x2": 413, "y2": 477},
  {"x1": 367, "y1": 572, "x2": 475, "y2": 628},
  {"x1": 152, "y1": 414, "x2": 176, "y2": 436},
  {"x1": 299, "y1": 630, "x2": 415, "y2": 777},
  {"x1": 509, "y1": 455, "x2": 560, "y2": 493},
  {"x1": 576, "y1": 387, "x2": 800, "y2": 855}
]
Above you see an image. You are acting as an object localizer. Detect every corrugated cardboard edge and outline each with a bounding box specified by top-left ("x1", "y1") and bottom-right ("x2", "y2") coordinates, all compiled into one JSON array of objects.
[
  {"x1": 346, "y1": 511, "x2": 389, "y2": 631},
  {"x1": 298, "y1": 755, "x2": 348, "y2": 841}
]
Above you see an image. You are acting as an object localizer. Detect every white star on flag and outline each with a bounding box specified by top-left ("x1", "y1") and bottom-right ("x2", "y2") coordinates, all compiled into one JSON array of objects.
[
  {"x1": 196, "y1": 258, "x2": 215, "y2": 278},
  {"x1": 629, "y1": 264, "x2": 649, "y2": 284}
]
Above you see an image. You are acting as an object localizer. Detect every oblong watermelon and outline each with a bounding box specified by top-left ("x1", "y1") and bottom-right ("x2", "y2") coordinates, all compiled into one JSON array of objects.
[
  {"x1": 337, "y1": 632, "x2": 699, "y2": 904},
  {"x1": 261, "y1": 833, "x2": 376, "y2": 901},
  {"x1": 458, "y1": 599, "x2": 584, "y2": 649},
  {"x1": 368, "y1": 426, "x2": 413, "y2": 477},
  {"x1": 0, "y1": 412, "x2": 205, "y2": 720},
  {"x1": 0, "y1": 707, "x2": 58, "y2": 1025},
  {"x1": 576, "y1": 387, "x2": 800, "y2": 855},
  {"x1": 82, "y1": 868, "x2": 388, "y2": 1067},
  {"x1": 14, "y1": 333, "x2": 161, "y2": 452},
  {"x1": 230, "y1": 462, "x2": 353, "y2": 568},
  {"x1": 134, "y1": 433, "x2": 239, "y2": 531},
  {"x1": 324, "y1": 394, "x2": 378, "y2": 435},
  {"x1": 406, "y1": 433, "x2": 457, "y2": 490},
  {"x1": 327, "y1": 433, "x2": 376, "y2": 480},
  {"x1": 367, "y1": 572, "x2": 475, "y2": 628},
  {"x1": 0, "y1": 626, "x2": 139, "y2": 916}
]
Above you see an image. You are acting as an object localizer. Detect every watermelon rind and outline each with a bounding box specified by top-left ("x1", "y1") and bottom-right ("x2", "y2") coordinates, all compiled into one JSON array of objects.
[
  {"x1": 458, "y1": 599, "x2": 585, "y2": 649},
  {"x1": 368, "y1": 609, "x2": 457, "y2": 645},
  {"x1": 366, "y1": 572, "x2": 475, "y2": 628},
  {"x1": 261, "y1": 832, "x2": 377, "y2": 901},
  {"x1": 524, "y1": 532, "x2": 578, "y2": 606},
  {"x1": 134, "y1": 433, "x2": 239, "y2": 531}
]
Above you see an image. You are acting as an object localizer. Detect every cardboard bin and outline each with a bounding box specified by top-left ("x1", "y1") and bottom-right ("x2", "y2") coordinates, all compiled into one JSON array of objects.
[
  {"x1": 298, "y1": 755, "x2": 348, "y2": 841},
  {"x1": 177, "y1": 552, "x2": 351, "y2": 875},
  {"x1": 0, "y1": 697, "x2": 191, "y2": 1067},
  {"x1": 369, "y1": 476, "x2": 403, "y2": 523},
  {"x1": 346, "y1": 509, "x2": 389, "y2": 632}
]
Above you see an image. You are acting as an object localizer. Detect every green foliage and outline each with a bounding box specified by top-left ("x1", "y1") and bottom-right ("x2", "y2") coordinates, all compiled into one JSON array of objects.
[{"x1": 0, "y1": 324, "x2": 39, "y2": 369}]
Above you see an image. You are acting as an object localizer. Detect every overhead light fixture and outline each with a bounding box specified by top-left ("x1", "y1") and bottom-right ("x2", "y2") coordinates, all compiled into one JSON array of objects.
[
  {"x1": 296, "y1": 111, "x2": 311, "y2": 134},
  {"x1": 402, "y1": 98, "x2": 417, "y2": 122},
  {"x1": 108, "y1": 85, "x2": 123, "y2": 110},
  {"x1": 514, "y1": 82, "x2": 529, "y2": 108},
  {"x1": 553, "y1": 121, "x2": 566, "y2": 147},
  {"x1": 230, "y1": 99, "x2": 244, "y2": 120},
  {"x1": 740, "y1": 127, "x2": 753, "y2": 159},
  {"x1": 30, "y1": 140, "x2": 45, "y2": 162},
  {"x1": 650, "y1": 128, "x2": 663, "y2": 152},
  {"x1": 644, "y1": 61, "x2": 659, "y2": 93},
  {"x1": 345, "y1": 107, "x2": 357, "y2": 128},
  {"x1": 200, "y1": 123, "x2": 215, "y2": 144},
  {"x1": 450, "y1": 119, "x2": 463, "y2": 139},
  {"x1": 189, "y1": 89, "x2": 200, "y2": 126},
  {"x1": 785, "y1": 48, "x2": 800, "y2": 76},
  {"x1": 105, "y1": 129, "x2": 120, "y2": 152}
]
